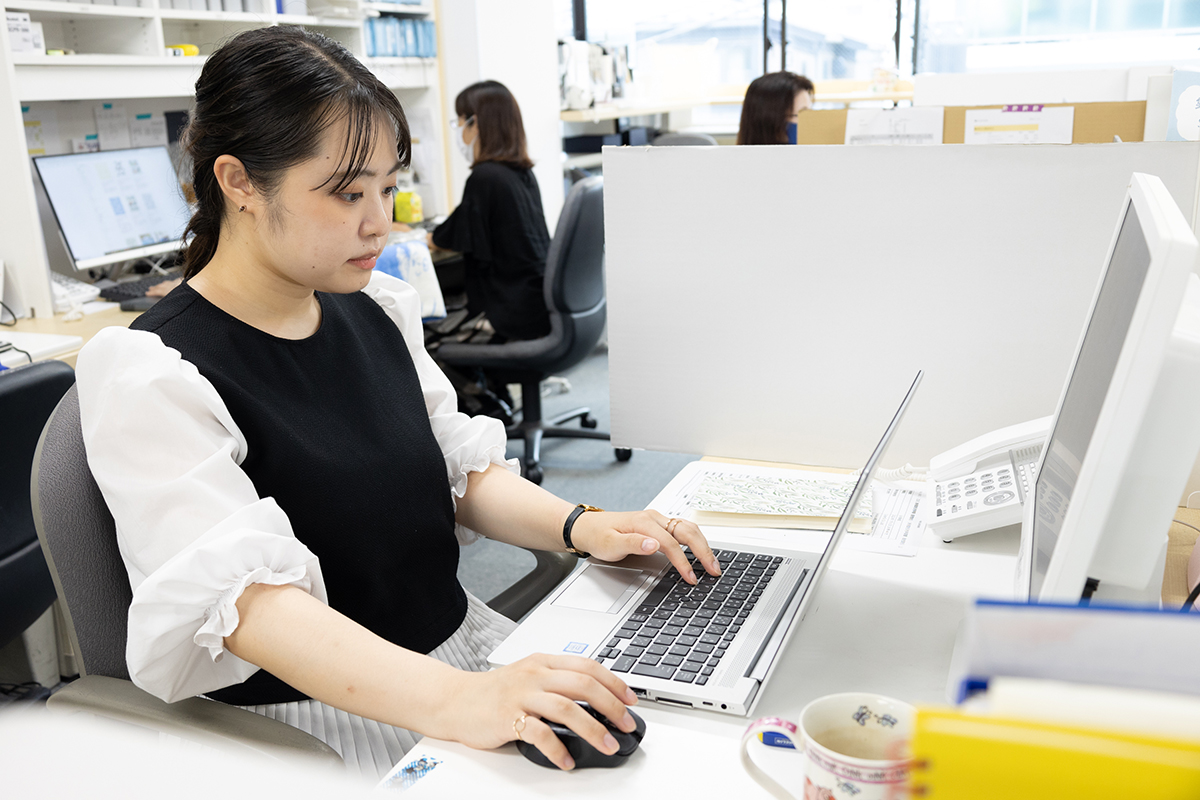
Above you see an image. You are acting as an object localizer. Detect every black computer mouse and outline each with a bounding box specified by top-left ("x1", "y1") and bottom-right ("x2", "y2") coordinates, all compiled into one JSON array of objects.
[{"x1": 516, "y1": 702, "x2": 646, "y2": 769}]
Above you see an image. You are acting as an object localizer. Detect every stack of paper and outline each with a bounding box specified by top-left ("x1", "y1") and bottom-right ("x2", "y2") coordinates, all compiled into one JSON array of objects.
[{"x1": 687, "y1": 470, "x2": 872, "y2": 533}]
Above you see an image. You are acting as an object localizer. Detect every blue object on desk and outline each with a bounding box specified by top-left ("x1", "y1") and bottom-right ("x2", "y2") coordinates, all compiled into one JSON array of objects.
[{"x1": 374, "y1": 239, "x2": 447, "y2": 322}]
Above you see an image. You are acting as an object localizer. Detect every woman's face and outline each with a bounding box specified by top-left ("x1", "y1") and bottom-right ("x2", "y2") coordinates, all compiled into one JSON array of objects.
[
  {"x1": 252, "y1": 117, "x2": 400, "y2": 295},
  {"x1": 457, "y1": 114, "x2": 478, "y2": 147},
  {"x1": 789, "y1": 90, "x2": 814, "y2": 122}
]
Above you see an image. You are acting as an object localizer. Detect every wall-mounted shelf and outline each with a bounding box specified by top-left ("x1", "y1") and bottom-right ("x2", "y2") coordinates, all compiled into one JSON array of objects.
[
  {"x1": 1, "y1": 0, "x2": 449, "y2": 318},
  {"x1": 361, "y1": 2, "x2": 430, "y2": 14},
  {"x1": 4, "y1": 1, "x2": 157, "y2": 19}
]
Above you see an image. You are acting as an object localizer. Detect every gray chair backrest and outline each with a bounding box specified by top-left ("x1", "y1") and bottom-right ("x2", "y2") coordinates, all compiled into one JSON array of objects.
[
  {"x1": 545, "y1": 174, "x2": 605, "y2": 315},
  {"x1": 652, "y1": 132, "x2": 719, "y2": 146},
  {"x1": 31, "y1": 385, "x2": 132, "y2": 680},
  {"x1": 543, "y1": 175, "x2": 606, "y2": 368}
]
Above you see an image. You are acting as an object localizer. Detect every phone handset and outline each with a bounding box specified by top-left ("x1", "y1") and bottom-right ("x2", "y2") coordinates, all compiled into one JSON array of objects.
[{"x1": 928, "y1": 416, "x2": 1053, "y2": 542}]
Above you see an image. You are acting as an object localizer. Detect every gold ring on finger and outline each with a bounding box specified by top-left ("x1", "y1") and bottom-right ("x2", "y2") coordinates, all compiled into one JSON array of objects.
[
  {"x1": 666, "y1": 517, "x2": 681, "y2": 535},
  {"x1": 513, "y1": 713, "x2": 528, "y2": 742}
]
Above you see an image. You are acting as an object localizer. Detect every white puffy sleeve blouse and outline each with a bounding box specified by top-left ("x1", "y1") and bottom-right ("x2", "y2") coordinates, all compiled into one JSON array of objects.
[{"x1": 75, "y1": 271, "x2": 517, "y2": 703}]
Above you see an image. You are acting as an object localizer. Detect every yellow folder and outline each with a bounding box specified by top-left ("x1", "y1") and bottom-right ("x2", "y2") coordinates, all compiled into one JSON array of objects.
[{"x1": 909, "y1": 708, "x2": 1200, "y2": 799}]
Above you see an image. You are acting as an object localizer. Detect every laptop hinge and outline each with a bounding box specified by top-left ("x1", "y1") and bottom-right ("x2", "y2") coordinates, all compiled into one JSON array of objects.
[{"x1": 745, "y1": 567, "x2": 810, "y2": 681}]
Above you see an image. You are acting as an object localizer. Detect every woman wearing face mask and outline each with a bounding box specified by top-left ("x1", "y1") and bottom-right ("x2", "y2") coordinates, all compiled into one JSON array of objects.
[
  {"x1": 430, "y1": 80, "x2": 550, "y2": 343},
  {"x1": 737, "y1": 71, "x2": 815, "y2": 146}
]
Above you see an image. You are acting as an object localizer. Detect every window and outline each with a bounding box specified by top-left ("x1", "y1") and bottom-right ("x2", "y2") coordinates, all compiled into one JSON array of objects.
[
  {"x1": 918, "y1": 0, "x2": 1200, "y2": 72},
  {"x1": 582, "y1": 0, "x2": 899, "y2": 93}
]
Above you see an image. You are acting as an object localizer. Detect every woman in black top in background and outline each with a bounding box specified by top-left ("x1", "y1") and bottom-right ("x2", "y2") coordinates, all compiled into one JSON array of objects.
[
  {"x1": 737, "y1": 71, "x2": 815, "y2": 146},
  {"x1": 431, "y1": 80, "x2": 551, "y2": 342}
]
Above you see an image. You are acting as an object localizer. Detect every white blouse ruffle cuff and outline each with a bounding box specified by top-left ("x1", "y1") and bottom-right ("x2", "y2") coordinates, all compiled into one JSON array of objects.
[
  {"x1": 125, "y1": 524, "x2": 325, "y2": 704},
  {"x1": 450, "y1": 437, "x2": 521, "y2": 545},
  {"x1": 194, "y1": 564, "x2": 313, "y2": 663}
]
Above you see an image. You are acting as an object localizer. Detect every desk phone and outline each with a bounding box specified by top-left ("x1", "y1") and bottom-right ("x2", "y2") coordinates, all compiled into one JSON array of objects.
[{"x1": 927, "y1": 417, "x2": 1052, "y2": 542}]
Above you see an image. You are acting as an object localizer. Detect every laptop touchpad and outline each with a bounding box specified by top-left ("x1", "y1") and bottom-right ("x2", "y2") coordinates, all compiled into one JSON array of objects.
[{"x1": 552, "y1": 564, "x2": 644, "y2": 614}]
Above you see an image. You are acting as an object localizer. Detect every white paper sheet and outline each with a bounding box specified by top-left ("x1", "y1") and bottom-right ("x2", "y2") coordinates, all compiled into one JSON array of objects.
[
  {"x1": 129, "y1": 114, "x2": 168, "y2": 148},
  {"x1": 844, "y1": 107, "x2": 944, "y2": 146},
  {"x1": 842, "y1": 482, "x2": 924, "y2": 557},
  {"x1": 94, "y1": 104, "x2": 131, "y2": 151},
  {"x1": 21, "y1": 104, "x2": 58, "y2": 156},
  {"x1": 963, "y1": 105, "x2": 1074, "y2": 145}
]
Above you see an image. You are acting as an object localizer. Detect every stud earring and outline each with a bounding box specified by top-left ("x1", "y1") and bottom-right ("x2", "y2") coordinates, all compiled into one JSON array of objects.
[{"x1": 239, "y1": 205, "x2": 246, "y2": 212}]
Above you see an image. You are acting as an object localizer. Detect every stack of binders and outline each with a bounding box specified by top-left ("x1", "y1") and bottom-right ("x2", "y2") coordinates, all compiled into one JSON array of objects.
[{"x1": 363, "y1": 17, "x2": 436, "y2": 59}]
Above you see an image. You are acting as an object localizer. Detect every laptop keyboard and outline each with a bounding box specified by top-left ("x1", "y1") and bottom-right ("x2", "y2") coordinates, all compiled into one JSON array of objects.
[{"x1": 593, "y1": 548, "x2": 784, "y2": 686}]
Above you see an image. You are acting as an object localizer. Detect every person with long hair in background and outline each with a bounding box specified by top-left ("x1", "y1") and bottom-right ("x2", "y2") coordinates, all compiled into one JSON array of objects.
[
  {"x1": 737, "y1": 71, "x2": 815, "y2": 145},
  {"x1": 431, "y1": 80, "x2": 551, "y2": 343}
]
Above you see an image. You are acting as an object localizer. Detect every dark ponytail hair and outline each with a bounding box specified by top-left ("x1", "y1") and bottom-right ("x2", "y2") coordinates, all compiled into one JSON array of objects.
[
  {"x1": 454, "y1": 80, "x2": 533, "y2": 169},
  {"x1": 737, "y1": 71, "x2": 815, "y2": 146},
  {"x1": 182, "y1": 26, "x2": 410, "y2": 278}
]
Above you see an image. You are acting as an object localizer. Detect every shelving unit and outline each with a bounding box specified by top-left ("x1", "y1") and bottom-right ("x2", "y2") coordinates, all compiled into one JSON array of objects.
[{"x1": 0, "y1": 0, "x2": 448, "y2": 317}]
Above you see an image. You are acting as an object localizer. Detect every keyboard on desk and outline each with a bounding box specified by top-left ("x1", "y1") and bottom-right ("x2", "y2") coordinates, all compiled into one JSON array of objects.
[
  {"x1": 594, "y1": 548, "x2": 785, "y2": 686},
  {"x1": 98, "y1": 273, "x2": 178, "y2": 302}
]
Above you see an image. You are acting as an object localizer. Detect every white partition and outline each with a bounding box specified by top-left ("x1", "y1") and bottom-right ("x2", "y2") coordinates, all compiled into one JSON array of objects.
[{"x1": 604, "y1": 142, "x2": 1200, "y2": 469}]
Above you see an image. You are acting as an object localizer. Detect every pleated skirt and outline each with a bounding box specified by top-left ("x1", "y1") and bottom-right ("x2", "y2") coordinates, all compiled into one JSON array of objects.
[{"x1": 239, "y1": 591, "x2": 517, "y2": 780}]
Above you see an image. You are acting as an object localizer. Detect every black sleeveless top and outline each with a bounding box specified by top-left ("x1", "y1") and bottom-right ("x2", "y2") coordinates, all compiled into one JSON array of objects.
[{"x1": 131, "y1": 283, "x2": 468, "y2": 705}]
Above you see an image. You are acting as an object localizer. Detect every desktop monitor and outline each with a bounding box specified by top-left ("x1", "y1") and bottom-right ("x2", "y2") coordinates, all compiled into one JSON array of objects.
[
  {"x1": 32, "y1": 146, "x2": 191, "y2": 271},
  {"x1": 1018, "y1": 172, "x2": 1200, "y2": 604}
]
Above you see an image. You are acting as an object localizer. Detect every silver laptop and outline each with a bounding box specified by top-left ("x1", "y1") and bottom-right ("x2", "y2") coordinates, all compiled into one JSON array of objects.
[{"x1": 489, "y1": 371, "x2": 923, "y2": 716}]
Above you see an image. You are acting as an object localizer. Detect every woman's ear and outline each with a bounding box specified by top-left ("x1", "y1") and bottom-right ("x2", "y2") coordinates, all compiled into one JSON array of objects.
[{"x1": 212, "y1": 155, "x2": 257, "y2": 215}]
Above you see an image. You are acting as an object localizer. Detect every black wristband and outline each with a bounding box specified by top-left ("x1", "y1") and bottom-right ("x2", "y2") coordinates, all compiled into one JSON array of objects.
[{"x1": 563, "y1": 503, "x2": 602, "y2": 557}]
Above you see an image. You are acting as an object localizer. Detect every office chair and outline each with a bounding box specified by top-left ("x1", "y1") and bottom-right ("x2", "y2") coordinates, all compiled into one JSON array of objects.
[
  {"x1": 651, "y1": 132, "x2": 719, "y2": 146},
  {"x1": 435, "y1": 175, "x2": 632, "y2": 485},
  {"x1": 31, "y1": 385, "x2": 571, "y2": 758},
  {"x1": 0, "y1": 361, "x2": 74, "y2": 652},
  {"x1": 31, "y1": 385, "x2": 343, "y2": 765}
]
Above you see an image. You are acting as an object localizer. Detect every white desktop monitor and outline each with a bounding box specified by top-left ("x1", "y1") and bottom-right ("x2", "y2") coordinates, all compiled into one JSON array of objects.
[
  {"x1": 1018, "y1": 172, "x2": 1200, "y2": 604},
  {"x1": 32, "y1": 146, "x2": 190, "y2": 271}
]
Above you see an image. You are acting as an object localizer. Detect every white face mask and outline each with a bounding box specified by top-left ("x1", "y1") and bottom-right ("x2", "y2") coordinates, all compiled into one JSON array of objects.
[{"x1": 450, "y1": 117, "x2": 475, "y2": 162}]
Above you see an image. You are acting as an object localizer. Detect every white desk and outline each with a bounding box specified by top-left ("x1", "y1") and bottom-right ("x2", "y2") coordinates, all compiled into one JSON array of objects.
[{"x1": 386, "y1": 464, "x2": 1021, "y2": 797}]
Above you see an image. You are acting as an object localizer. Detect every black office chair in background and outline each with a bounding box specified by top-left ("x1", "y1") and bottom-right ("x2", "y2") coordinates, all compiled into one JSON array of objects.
[
  {"x1": 0, "y1": 361, "x2": 74, "y2": 664},
  {"x1": 436, "y1": 176, "x2": 632, "y2": 485},
  {"x1": 651, "y1": 132, "x2": 719, "y2": 146}
]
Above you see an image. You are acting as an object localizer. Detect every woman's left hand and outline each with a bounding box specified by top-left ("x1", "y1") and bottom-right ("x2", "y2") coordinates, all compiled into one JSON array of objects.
[{"x1": 568, "y1": 510, "x2": 720, "y2": 584}]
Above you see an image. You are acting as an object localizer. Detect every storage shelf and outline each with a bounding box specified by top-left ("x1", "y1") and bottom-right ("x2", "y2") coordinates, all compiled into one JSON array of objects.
[
  {"x1": 362, "y1": 2, "x2": 430, "y2": 14},
  {"x1": 367, "y1": 56, "x2": 435, "y2": 89},
  {"x1": 14, "y1": 55, "x2": 206, "y2": 100},
  {"x1": 365, "y1": 55, "x2": 434, "y2": 65},
  {"x1": 156, "y1": 8, "x2": 274, "y2": 22},
  {"x1": 4, "y1": 0, "x2": 157, "y2": 19},
  {"x1": 12, "y1": 53, "x2": 205, "y2": 66},
  {"x1": 274, "y1": 12, "x2": 360, "y2": 26}
]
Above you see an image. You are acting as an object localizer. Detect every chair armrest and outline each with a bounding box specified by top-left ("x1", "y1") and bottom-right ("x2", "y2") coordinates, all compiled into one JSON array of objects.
[
  {"x1": 487, "y1": 549, "x2": 577, "y2": 622},
  {"x1": 47, "y1": 675, "x2": 343, "y2": 767}
]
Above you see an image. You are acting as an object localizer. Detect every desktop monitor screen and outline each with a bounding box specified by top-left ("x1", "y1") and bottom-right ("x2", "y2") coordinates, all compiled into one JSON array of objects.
[
  {"x1": 33, "y1": 146, "x2": 191, "y2": 270},
  {"x1": 1024, "y1": 172, "x2": 1200, "y2": 603},
  {"x1": 1029, "y1": 204, "x2": 1150, "y2": 600}
]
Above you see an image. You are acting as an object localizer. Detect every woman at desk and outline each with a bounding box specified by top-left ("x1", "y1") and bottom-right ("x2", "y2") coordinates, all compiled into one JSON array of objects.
[
  {"x1": 737, "y1": 71, "x2": 815, "y2": 145},
  {"x1": 429, "y1": 80, "x2": 550, "y2": 343},
  {"x1": 74, "y1": 28, "x2": 720, "y2": 778}
]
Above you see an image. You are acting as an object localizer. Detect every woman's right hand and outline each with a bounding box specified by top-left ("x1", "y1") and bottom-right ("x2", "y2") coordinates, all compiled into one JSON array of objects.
[{"x1": 443, "y1": 653, "x2": 640, "y2": 770}]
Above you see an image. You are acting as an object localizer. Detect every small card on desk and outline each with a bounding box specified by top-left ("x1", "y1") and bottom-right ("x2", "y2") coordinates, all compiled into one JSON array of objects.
[{"x1": 0, "y1": 331, "x2": 82, "y2": 368}]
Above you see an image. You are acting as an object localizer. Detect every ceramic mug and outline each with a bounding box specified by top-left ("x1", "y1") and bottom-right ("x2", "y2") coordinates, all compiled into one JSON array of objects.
[
  {"x1": 800, "y1": 693, "x2": 913, "y2": 800},
  {"x1": 741, "y1": 693, "x2": 914, "y2": 800}
]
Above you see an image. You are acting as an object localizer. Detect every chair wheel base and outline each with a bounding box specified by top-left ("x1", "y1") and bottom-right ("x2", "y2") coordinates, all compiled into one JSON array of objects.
[
  {"x1": 523, "y1": 463, "x2": 544, "y2": 484},
  {"x1": 615, "y1": 448, "x2": 633, "y2": 462},
  {"x1": 580, "y1": 414, "x2": 599, "y2": 429}
]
